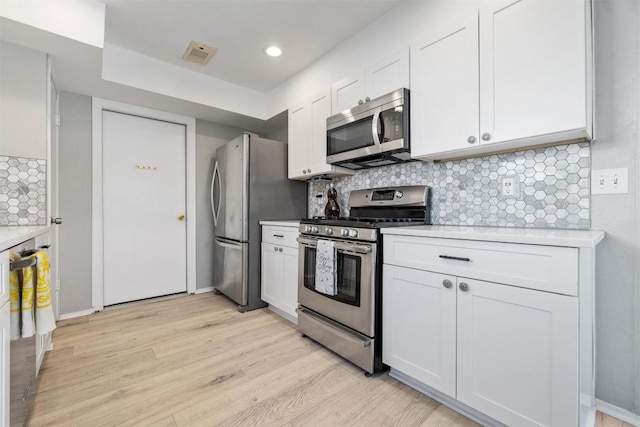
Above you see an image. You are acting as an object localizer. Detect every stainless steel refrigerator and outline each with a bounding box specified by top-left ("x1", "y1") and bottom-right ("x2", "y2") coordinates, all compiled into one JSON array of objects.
[{"x1": 211, "y1": 132, "x2": 307, "y2": 311}]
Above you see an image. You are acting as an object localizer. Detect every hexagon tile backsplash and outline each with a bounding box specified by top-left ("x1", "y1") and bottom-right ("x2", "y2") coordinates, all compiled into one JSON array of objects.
[
  {"x1": 0, "y1": 155, "x2": 47, "y2": 226},
  {"x1": 308, "y1": 142, "x2": 590, "y2": 229}
]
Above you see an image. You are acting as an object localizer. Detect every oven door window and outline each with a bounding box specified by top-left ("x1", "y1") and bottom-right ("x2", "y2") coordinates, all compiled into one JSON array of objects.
[{"x1": 303, "y1": 246, "x2": 361, "y2": 306}]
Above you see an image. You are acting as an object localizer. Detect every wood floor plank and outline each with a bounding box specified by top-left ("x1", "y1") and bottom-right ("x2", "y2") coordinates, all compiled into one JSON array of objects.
[{"x1": 29, "y1": 292, "x2": 630, "y2": 427}]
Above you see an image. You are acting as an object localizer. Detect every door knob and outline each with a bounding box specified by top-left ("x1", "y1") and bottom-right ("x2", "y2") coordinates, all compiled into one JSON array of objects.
[
  {"x1": 178, "y1": 215, "x2": 185, "y2": 221},
  {"x1": 51, "y1": 217, "x2": 62, "y2": 225}
]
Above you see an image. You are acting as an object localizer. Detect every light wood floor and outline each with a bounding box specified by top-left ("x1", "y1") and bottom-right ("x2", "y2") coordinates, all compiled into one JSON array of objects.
[{"x1": 29, "y1": 293, "x2": 633, "y2": 427}]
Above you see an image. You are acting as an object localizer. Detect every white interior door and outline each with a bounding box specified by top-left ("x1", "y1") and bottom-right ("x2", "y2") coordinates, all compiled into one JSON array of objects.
[{"x1": 102, "y1": 111, "x2": 187, "y2": 306}]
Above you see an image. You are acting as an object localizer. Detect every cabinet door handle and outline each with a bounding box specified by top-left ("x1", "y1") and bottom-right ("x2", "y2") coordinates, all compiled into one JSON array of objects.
[
  {"x1": 481, "y1": 132, "x2": 492, "y2": 141},
  {"x1": 274, "y1": 247, "x2": 278, "y2": 252},
  {"x1": 39, "y1": 245, "x2": 51, "y2": 249},
  {"x1": 278, "y1": 247, "x2": 283, "y2": 252},
  {"x1": 459, "y1": 282, "x2": 469, "y2": 292},
  {"x1": 442, "y1": 279, "x2": 453, "y2": 289},
  {"x1": 439, "y1": 255, "x2": 470, "y2": 262},
  {"x1": 303, "y1": 169, "x2": 307, "y2": 174},
  {"x1": 273, "y1": 234, "x2": 284, "y2": 238},
  {"x1": 358, "y1": 99, "x2": 364, "y2": 105},
  {"x1": 467, "y1": 136, "x2": 476, "y2": 144}
]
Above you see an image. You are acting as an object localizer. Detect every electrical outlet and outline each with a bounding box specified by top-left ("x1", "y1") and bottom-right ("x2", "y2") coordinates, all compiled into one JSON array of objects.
[
  {"x1": 500, "y1": 175, "x2": 521, "y2": 198},
  {"x1": 592, "y1": 168, "x2": 628, "y2": 194}
]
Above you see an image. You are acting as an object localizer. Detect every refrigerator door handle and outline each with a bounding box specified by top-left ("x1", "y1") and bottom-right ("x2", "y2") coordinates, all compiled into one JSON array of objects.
[{"x1": 211, "y1": 161, "x2": 222, "y2": 227}]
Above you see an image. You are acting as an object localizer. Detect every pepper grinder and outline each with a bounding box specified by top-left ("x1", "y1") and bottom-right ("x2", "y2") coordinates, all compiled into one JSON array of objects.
[{"x1": 324, "y1": 183, "x2": 341, "y2": 218}]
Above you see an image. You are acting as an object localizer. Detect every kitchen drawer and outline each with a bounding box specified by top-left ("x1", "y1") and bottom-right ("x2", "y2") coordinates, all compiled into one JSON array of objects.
[
  {"x1": 384, "y1": 235, "x2": 578, "y2": 296},
  {"x1": 262, "y1": 226, "x2": 298, "y2": 248}
]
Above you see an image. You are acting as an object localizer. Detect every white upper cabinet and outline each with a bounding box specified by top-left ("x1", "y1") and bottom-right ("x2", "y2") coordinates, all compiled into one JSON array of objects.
[
  {"x1": 411, "y1": 0, "x2": 592, "y2": 160},
  {"x1": 288, "y1": 90, "x2": 353, "y2": 180},
  {"x1": 331, "y1": 48, "x2": 409, "y2": 115},
  {"x1": 411, "y1": 13, "x2": 480, "y2": 157}
]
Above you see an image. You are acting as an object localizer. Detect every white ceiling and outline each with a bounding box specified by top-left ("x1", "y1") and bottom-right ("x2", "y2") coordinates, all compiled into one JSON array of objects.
[
  {"x1": 102, "y1": 0, "x2": 403, "y2": 93},
  {"x1": 0, "y1": 0, "x2": 403, "y2": 132}
]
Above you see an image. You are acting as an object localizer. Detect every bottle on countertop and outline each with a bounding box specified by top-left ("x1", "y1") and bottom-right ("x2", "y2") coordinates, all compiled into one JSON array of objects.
[{"x1": 324, "y1": 183, "x2": 340, "y2": 218}]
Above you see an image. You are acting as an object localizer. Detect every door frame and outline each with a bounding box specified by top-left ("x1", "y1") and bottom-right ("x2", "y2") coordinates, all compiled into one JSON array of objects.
[{"x1": 91, "y1": 98, "x2": 196, "y2": 311}]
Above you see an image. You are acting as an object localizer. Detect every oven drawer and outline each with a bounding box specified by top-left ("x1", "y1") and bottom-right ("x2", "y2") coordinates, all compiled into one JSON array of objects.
[
  {"x1": 297, "y1": 307, "x2": 375, "y2": 374},
  {"x1": 262, "y1": 226, "x2": 298, "y2": 248},
  {"x1": 383, "y1": 235, "x2": 578, "y2": 296}
]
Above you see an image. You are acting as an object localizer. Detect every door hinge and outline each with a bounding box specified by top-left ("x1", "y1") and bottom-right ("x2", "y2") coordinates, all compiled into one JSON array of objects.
[
  {"x1": 55, "y1": 279, "x2": 60, "y2": 290},
  {"x1": 55, "y1": 115, "x2": 61, "y2": 126}
]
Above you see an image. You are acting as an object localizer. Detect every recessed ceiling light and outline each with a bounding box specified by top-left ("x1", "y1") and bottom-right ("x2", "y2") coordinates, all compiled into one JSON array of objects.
[{"x1": 265, "y1": 46, "x2": 282, "y2": 57}]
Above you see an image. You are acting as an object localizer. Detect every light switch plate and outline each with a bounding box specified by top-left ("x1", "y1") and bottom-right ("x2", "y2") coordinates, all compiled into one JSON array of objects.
[{"x1": 591, "y1": 168, "x2": 628, "y2": 194}]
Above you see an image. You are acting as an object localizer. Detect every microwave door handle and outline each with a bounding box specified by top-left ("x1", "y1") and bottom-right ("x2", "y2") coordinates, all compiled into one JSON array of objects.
[{"x1": 371, "y1": 107, "x2": 382, "y2": 146}]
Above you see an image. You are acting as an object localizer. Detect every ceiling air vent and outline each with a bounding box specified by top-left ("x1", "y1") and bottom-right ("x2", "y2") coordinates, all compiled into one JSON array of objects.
[{"x1": 182, "y1": 41, "x2": 217, "y2": 65}]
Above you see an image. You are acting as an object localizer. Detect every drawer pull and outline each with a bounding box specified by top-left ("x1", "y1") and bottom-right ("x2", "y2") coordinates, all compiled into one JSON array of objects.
[
  {"x1": 273, "y1": 234, "x2": 284, "y2": 238},
  {"x1": 439, "y1": 255, "x2": 470, "y2": 262}
]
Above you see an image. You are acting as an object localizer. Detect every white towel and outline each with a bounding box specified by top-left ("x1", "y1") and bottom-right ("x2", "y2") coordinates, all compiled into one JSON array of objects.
[{"x1": 315, "y1": 240, "x2": 337, "y2": 296}]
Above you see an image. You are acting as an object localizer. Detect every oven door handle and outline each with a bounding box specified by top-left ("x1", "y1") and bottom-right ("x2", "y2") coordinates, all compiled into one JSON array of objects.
[
  {"x1": 297, "y1": 237, "x2": 372, "y2": 254},
  {"x1": 335, "y1": 243, "x2": 372, "y2": 254}
]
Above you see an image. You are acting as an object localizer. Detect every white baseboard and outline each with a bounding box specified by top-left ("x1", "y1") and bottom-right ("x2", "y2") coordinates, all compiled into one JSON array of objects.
[
  {"x1": 595, "y1": 399, "x2": 640, "y2": 426},
  {"x1": 389, "y1": 369, "x2": 507, "y2": 427},
  {"x1": 59, "y1": 308, "x2": 95, "y2": 320},
  {"x1": 194, "y1": 286, "x2": 215, "y2": 295},
  {"x1": 267, "y1": 305, "x2": 298, "y2": 325}
]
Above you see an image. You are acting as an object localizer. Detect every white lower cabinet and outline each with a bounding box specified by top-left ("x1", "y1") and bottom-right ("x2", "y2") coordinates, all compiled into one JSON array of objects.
[
  {"x1": 260, "y1": 225, "x2": 299, "y2": 323},
  {"x1": 0, "y1": 301, "x2": 8, "y2": 427},
  {"x1": 382, "y1": 266, "x2": 456, "y2": 398},
  {"x1": 383, "y1": 232, "x2": 596, "y2": 427}
]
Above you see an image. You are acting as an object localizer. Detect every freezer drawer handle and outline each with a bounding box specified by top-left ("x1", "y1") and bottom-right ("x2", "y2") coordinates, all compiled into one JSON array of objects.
[
  {"x1": 215, "y1": 239, "x2": 241, "y2": 250},
  {"x1": 439, "y1": 255, "x2": 470, "y2": 262}
]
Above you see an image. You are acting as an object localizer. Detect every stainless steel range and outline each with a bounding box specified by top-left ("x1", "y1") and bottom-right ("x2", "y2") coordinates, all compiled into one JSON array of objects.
[{"x1": 297, "y1": 185, "x2": 431, "y2": 375}]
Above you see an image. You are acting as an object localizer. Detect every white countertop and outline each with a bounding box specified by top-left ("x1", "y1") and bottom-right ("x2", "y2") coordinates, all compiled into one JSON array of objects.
[
  {"x1": 259, "y1": 220, "x2": 301, "y2": 227},
  {"x1": 381, "y1": 225, "x2": 605, "y2": 248},
  {"x1": 0, "y1": 226, "x2": 51, "y2": 252}
]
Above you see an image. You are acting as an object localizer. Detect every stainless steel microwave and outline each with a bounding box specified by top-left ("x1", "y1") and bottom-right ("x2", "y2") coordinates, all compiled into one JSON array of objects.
[{"x1": 326, "y1": 88, "x2": 410, "y2": 169}]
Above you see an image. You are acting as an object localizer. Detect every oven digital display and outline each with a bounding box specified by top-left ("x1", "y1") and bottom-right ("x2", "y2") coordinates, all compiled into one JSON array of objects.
[{"x1": 371, "y1": 190, "x2": 395, "y2": 201}]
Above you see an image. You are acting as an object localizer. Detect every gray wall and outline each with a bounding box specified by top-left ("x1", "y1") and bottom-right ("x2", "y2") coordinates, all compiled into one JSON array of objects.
[
  {"x1": 0, "y1": 41, "x2": 47, "y2": 159},
  {"x1": 591, "y1": 0, "x2": 640, "y2": 414},
  {"x1": 195, "y1": 120, "x2": 243, "y2": 289},
  {"x1": 58, "y1": 92, "x2": 93, "y2": 314}
]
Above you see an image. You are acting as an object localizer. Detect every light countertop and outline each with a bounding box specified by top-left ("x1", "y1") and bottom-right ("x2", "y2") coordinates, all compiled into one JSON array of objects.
[
  {"x1": 259, "y1": 220, "x2": 301, "y2": 227},
  {"x1": 0, "y1": 226, "x2": 51, "y2": 252},
  {"x1": 381, "y1": 225, "x2": 605, "y2": 248}
]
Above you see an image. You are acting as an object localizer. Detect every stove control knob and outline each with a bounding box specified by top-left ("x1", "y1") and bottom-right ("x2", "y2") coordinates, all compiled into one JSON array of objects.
[
  {"x1": 304, "y1": 226, "x2": 312, "y2": 233},
  {"x1": 395, "y1": 190, "x2": 403, "y2": 199},
  {"x1": 326, "y1": 227, "x2": 333, "y2": 235},
  {"x1": 311, "y1": 226, "x2": 319, "y2": 233},
  {"x1": 348, "y1": 229, "x2": 358, "y2": 238},
  {"x1": 341, "y1": 229, "x2": 349, "y2": 237}
]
